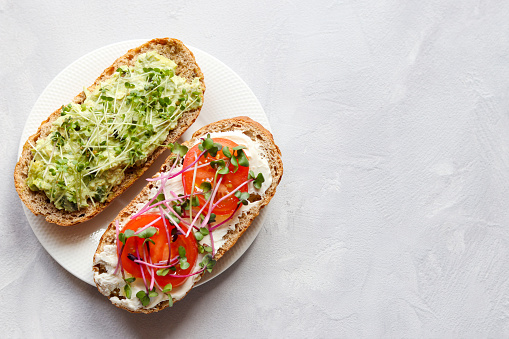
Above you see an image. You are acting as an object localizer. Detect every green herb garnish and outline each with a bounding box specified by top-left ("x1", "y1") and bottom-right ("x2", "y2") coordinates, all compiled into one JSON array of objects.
[
  {"x1": 249, "y1": 171, "x2": 265, "y2": 190},
  {"x1": 199, "y1": 254, "x2": 217, "y2": 273},
  {"x1": 235, "y1": 191, "x2": 250, "y2": 205},
  {"x1": 136, "y1": 290, "x2": 150, "y2": 307}
]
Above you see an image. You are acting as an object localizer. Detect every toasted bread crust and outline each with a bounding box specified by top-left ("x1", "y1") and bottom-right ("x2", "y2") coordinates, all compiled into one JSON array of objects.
[
  {"x1": 93, "y1": 117, "x2": 283, "y2": 313},
  {"x1": 14, "y1": 38, "x2": 205, "y2": 226}
]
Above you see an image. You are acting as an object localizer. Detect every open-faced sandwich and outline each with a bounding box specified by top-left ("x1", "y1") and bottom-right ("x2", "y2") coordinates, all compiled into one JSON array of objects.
[
  {"x1": 93, "y1": 117, "x2": 283, "y2": 313},
  {"x1": 14, "y1": 38, "x2": 205, "y2": 226}
]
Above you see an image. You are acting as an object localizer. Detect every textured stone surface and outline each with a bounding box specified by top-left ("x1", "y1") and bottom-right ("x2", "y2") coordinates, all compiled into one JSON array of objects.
[{"x1": 3, "y1": 0, "x2": 509, "y2": 337}]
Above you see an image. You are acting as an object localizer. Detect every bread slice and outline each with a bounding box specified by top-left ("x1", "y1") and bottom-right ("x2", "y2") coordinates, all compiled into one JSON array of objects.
[
  {"x1": 93, "y1": 116, "x2": 283, "y2": 313},
  {"x1": 14, "y1": 38, "x2": 205, "y2": 226}
]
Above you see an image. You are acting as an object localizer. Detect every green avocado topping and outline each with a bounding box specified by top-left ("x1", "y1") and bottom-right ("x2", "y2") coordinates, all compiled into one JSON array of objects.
[{"x1": 27, "y1": 51, "x2": 203, "y2": 212}]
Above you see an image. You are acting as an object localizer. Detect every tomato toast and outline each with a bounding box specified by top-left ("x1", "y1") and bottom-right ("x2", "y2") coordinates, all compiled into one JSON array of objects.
[{"x1": 93, "y1": 117, "x2": 283, "y2": 313}]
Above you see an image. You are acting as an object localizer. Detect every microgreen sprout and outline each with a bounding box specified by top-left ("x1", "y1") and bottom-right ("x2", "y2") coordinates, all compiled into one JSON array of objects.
[
  {"x1": 137, "y1": 226, "x2": 157, "y2": 239},
  {"x1": 124, "y1": 284, "x2": 132, "y2": 299},
  {"x1": 166, "y1": 142, "x2": 188, "y2": 157},
  {"x1": 236, "y1": 148, "x2": 249, "y2": 167},
  {"x1": 198, "y1": 134, "x2": 222, "y2": 157},
  {"x1": 199, "y1": 254, "x2": 217, "y2": 273},
  {"x1": 148, "y1": 289, "x2": 158, "y2": 298},
  {"x1": 218, "y1": 143, "x2": 249, "y2": 173},
  {"x1": 124, "y1": 277, "x2": 136, "y2": 299},
  {"x1": 249, "y1": 171, "x2": 265, "y2": 189},
  {"x1": 200, "y1": 182, "x2": 212, "y2": 200},
  {"x1": 119, "y1": 229, "x2": 135, "y2": 245},
  {"x1": 235, "y1": 191, "x2": 250, "y2": 205},
  {"x1": 136, "y1": 290, "x2": 150, "y2": 307},
  {"x1": 210, "y1": 159, "x2": 229, "y2": 175},
  {"x1": 155, "y1": 193, "x2": 165, "y2": 203},
  {"x1": 199, "y1": 213, "x2": 216, "y2": 224},
  {"x1": 157, "y1": 268, "x2": 170, "y2": 276},
  {"x1": 162, "y1": 283, "x2": 172, "y2": 293},
  {"x1": 222, "y1": 146, "x2": 232, "y2": 158},
  {"x1": 178, "y1": 246, "x2": 190, "y2": 270},
  {"x1": 194, "y1": 232, "x2": 204, "y2": 241}
]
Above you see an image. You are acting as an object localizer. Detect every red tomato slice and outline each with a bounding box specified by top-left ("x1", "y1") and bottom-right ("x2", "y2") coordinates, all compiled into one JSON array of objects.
[
  {"x1": 120, "y1": 214, "x2": 198, "y2": 288},
  {"x1": 182, "y1": 138, "x2": 249, "y2": 216}
]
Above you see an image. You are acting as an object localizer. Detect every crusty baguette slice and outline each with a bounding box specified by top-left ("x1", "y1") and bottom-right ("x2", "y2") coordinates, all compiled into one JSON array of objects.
[
  {"x1": 14, "y1": 38, "x2": 205, "y2": 226},
  {"x1": 93, "y1": 116, "x2": 283, "y2": 313}
]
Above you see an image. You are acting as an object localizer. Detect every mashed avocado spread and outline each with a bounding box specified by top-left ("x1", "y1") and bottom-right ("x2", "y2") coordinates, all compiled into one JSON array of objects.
[{"x1": 27, "y1": 51, "x2": 203, "y2": 212}]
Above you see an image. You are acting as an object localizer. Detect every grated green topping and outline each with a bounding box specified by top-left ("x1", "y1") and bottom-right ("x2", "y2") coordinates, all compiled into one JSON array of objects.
[{"x1": 27, "y1": 51, "x2": 203, "y2": 212}]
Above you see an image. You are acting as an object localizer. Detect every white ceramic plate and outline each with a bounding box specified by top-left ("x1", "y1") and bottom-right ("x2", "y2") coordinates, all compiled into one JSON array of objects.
[{"x1": 18, "y1": 39, "x2": 270, "y2": 287}]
